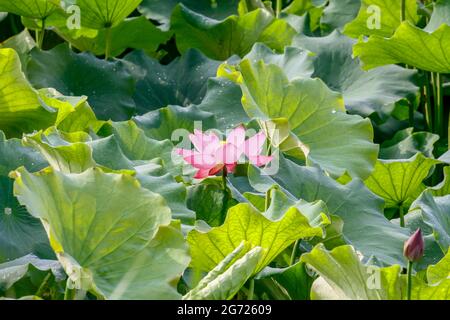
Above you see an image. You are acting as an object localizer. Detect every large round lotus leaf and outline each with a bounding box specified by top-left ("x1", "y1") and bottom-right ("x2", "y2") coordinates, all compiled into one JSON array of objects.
[
  {"x1": 343, "y1": 0, "x2": 419, "y2": 38},
  {"x1": 230, "y1": 56, "x2": 378, "y2": 179},
  {"x1": 72, "y1": 0, "x2": 142, "y2": 29},
  {"x1": 27, "y1": 44, "x2": 136, "y2": 121},
  {"x1": 0, "y1": 48, "x2": 56, "y2": 138},
  {"x1": 171, "y1": 5, "x2": 296, "y2": 60},
  {"x1": 248, "y1": 155, "x2": 410, "y2": 266},
  {"x1": 12, "y1": 167, "x2": 190, "y2": 299},
  {"x1": 138, "y1": 0, "x2": 239, "y2": 29},
  {"x1": 0, "y1": 0, "x2": 59, "y2": 20},
  {"x1": 293, "y1": 32, "x2": 418, "y2": 117},
  {"x1": 125, "y1": 49, "x2": 222, "y2": 114},
  {"x1": 0, "y1": 132, "x2": 52, "y2": 263},
  {"x1": 353, "y1": 1, "x2": 450, "y2": 73}
]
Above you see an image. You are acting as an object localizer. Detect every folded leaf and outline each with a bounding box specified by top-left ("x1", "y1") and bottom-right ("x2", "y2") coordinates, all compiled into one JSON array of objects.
[
  {"x1": 188, "y1": 203, "x2": 327, "y2": 274},
  {"x1": 184, "y1": 242, "x2": 263, "y2": 300}
]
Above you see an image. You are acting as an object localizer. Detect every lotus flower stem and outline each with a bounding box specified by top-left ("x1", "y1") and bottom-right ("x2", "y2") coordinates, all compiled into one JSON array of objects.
[
  {"x1": 436, "y1": 73, "x2": 444, "y2": 138},
  {"x1": 424, "y1": 72, "x2": 434, "y2": 131},
  {"x1": 265, "y1": 189, "x2": 272, "y2": 211},
  {"x1": 407, "y1": 260, "x2": 413, "y2": 300},
  {"x1": 408, "y1": 101, "x2": 414, "y2": 128},
  {"x1": 105, "y1": 27, "x2": 112, "y2": 60},
  {"x1": 9, "y1": 14, "x2": 19, "y2": 35},
  {"x1": 247, "y1": 279, "x2": 255, "y2": 300},
  {"x1": 399, "y1": 204, "x2": 405, "y2": 227},
  {"x1": 222, "y1": 166, "x2": 228, "y2": 191},
  {"x1": 276, "y1": 0, "x2": 282, "y2": 18},
  {"x1": 401, "y1": 0, "x2": 406, "y2": 22},
  {"x1": 36, "y1": 18, "x2": 46, "y2": 49},
  {"x1": 404, "y1": 229, "x2": 424, "y2": 300},
  {"x1": 290, "y1": 240, "x2": 300, "y2": 265},
  {"x1": 35, "y1": 272, "x2": 52, "y2": 298},
  {"x1": 64, "y1": 285, "x2": 75, "y2": 300}
]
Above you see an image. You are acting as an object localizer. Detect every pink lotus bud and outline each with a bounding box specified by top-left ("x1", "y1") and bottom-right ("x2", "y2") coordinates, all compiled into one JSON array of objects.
[{"x1": 403, "y1": 229, "x2": 424, "y2": 262}]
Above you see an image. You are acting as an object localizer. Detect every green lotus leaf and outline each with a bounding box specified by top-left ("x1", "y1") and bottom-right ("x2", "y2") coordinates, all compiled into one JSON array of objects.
[
  {"x1": 0, "y1": 132, "x2": 52, "y2": 263},
  {"x1": 0, "y1": 48, "x2": 58, "y2": 137},
  {"x1": 302, "y1": 244, "x2": 403, "y2": 300},
  {"x1": 353, "y1": 1, "x2": 450, "y2": 73},
  {"x1": 133, "y1": 105, "x2": 217, "y2": 141},
  {"x1": 0, "y1": 254, "x2": 63, "y2": 294},
  {"x1": 0, "y1": 30, "x2": 36, "y2": 68},
  {"x1": 293, "y1": 31, "x2": 418, "y2": 117},
  {"x1": 428, "y1": 166, "x2": 450, "y2": 196},
  {"x1": 27, "y1": 44, "x2": 136, "y2": 121},
  {"x1": 138, "y1": 0, "x2": 239, "y2": 30},
  {"x1": 188, "y1": 202, "x2": 327, "y2": 274},
  {"x1": 256, "y1": 262, "x2": 314, "y2": 300},
  {"x1": 22, "y1": 122, "x2": 195, "y2": 226},
  {"x1": 0, "y1": 0, "x2": 59, "y2": 20},
  {"x1": 184, "y1": 242, "x2": 263, "y2": 300},
  {"x1": 171, "y1": 4, "x2": 296, "y2": 60},
  {"x1": 38, "y1": 90, "x2": 104, "y2": 134},
  {"x1": 196, "y1": 77, "x2": 249, "y2": 131},
  {"x1": 248, "y1": 155, "x2": 410, "y2": 266},
  {"x1": 320, "y1": 0, "x2": 361, "y2": 33},
  {"x1": 411, "y1": 191, "x2": 450, "y2": 252},
  {"x1": 343, "y1": 0, "x2": 419, "y2": 38},
  {"x1": 55, "y1": 16, "x2": 171, "y2": 58},
  {"x1": 12, "y1": 167, "x2": 190, "y2": 299},
  {"x1": 187, "y1": 178, "x2": 238, "y2": 227},
  {"x1": 231, "y1": 56, "x2": 378, "y2": 179},
  {"x1": 410, "y1": 248, "x2": 450, "y2": 299},
  {"x1": 72, "y1": 0, "x2": 142, "y2": 29},
  {"x1": 283, "y1": 0, "x2": 326, "y2": 16},
  {"x1": 364, "y1": 153, "x2": 440, "y2": 209},
  {"x1": 23, "y1": 129, "x2": 95, "y2": 174},
  {"x1": 410, "y1": 277, "x2": 450, "y2": 300},
  {"x1": 380, "y1": 128, "x2": 439, "y2": 160},
  {"x1": 243, "y1": 43, "x2": 315, "y2": 80},
  {"x1": 125, "y1": 49, "x2": 222, "y2": 114},
  {"x1": 135, "y1": 163, "x2": 196, "y2": 227},
  {"x1": 304, "y1": 244, "x2": 450, "y2": 300},
  {"x1": 427, "y1": 249, "x2": 450, "y2": 285}
]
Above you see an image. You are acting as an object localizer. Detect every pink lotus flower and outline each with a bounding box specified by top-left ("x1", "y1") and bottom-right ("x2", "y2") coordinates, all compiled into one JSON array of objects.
[
  {"x1": 177, "y1": 127, "x2": 273, "y2": 179},
  {"x1": 403, "y1": 228, "x2": 424, "y2": 262}
]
